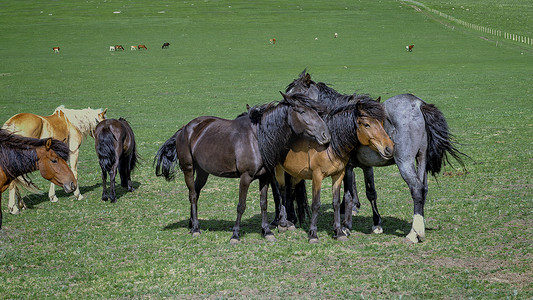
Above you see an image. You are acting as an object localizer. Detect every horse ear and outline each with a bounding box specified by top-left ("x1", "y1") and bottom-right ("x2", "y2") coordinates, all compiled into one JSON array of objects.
[
  {"x1": 246, "y1": 104, "x2": 251, "y2": 111},
  {"x1": 45, "y1": 138, "x2": 53, "y2": 151},
  {"x1": 280, "y1": 92, "x2": 295, "y2": 106},
  {"x1": 376, "y1": 96, "x2": 381, "y2": 103}
]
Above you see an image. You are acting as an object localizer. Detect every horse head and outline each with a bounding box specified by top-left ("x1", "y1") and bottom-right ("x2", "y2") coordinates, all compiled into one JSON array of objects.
[
  {"x1": 285, "y1": 70, "x2": 320, "y2": 101},
  {"x1": 36, "y1": 138, "x2": 77, "y2": 193},
  {"x1": 281, "y1": 92, "x2": 330, "y2": 145},
  {"x1": 354, "y1": 97, "x2": 394, "y2": 159}
]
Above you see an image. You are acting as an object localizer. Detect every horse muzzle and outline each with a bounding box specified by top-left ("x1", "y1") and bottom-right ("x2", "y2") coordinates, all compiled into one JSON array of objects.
[{"x1": 63, "y1": 181, "x2": 77, "y2": 194}]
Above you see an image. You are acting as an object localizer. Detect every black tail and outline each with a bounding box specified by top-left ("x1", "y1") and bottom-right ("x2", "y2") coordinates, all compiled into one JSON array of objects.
[
  {"x1": 96, "y1": 128, "x2": 116, "y2": 173},
  {"x1": 420, "y1": 102, "x2": 467, "y2": 176},
  {"x1": 154, "y1": 132, "x2": 179, "y2": 181}
]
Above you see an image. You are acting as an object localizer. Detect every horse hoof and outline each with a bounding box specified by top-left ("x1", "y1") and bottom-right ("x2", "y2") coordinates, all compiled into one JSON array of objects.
[
  {"x1": 229, "y1": 238, "x2": 240, "y2": 245},
  {"x1": 372, "y1": 225, "x2": 383, "y2": 234},
  {"x1": 277, "y1": 225, "x2": 288, "y2": 233},
  {"x1": 308, "y1": 238, "x2": 319, "y2": 244},
  {"x1": 265, "y1": 234, "x2": 276, "y2": 242},
  {"x1": 406, "y1": 229, "x2": 420, "y2": 244},
  {"x1": 50, "y1": 196, "x2": 59, "y2": 203},
  {"x1": 191, "y1": 231, "x2": 201, "y2": 238}
]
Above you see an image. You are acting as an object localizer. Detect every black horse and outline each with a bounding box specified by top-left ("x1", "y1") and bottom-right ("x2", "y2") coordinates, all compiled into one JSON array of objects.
[
  {"x1": 154, "y1": 93, "x2": 330, "y2": 244},
  {"x1": 285, "y1": 70, "x2": 466, "y2": 243},
  {"x1": 95, "y1": 118, "x2": 138, "y2": 203}
]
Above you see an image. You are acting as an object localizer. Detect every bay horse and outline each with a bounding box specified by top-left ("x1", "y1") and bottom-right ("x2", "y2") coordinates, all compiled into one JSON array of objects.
[
  {"x1": 162, "y1": 43, "x2": 170, "y2": 49},
  {"x1": 0, "y1": 129, "x2": 76, "y2": 229},
  {"x1": 2, "y1": 106, "x2": 106, "y2": 213},
  {"x1": 115, "y1": 45, "x2": 125, "y2": 51},
  {"x1": 95, "y1": 118, "x2": 138, "y2": 203},
  {"x1": 266, "y1": 96, "x2": 393, "y2": 243},
  {"x1": 286, "y1": 70, "x2": 466, "y2": 243},
  {"x1": 154, "y1": 93, "x2": 330, "y2": 244},
  {"x1": 138, "y1": 45, "x2": 147, "y2": 50}
]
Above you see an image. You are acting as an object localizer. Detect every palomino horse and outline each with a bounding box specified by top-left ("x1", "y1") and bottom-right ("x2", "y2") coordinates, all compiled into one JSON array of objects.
[
  {"x1": 2, "y1": 106, "x2": 106, "y2": 213},
  {"x1": 286, "y1": 70, "x2": 466, "y2": 243},
  {"x1": 266, "y1": 96, "x2": 393, "y2": 243},
  {"x1": 155, "y1": 93, "x2": 330, "y2": 244},
  {"x1": 95, "y1": 118, "x2": 138, "y2": 203},
  {"x1": 0, "y1": 129, "x2": 76, "y2": 229}
]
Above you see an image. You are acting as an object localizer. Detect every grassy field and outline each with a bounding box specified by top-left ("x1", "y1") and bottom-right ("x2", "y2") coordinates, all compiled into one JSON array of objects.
[{"x1": 0, "y1": 0, "x2": 531, "y2": 298}]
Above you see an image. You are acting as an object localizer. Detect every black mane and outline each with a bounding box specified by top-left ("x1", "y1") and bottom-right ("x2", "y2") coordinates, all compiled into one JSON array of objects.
[{"x1": 0, "y1": 129, "x2": 70, "y2": 181}]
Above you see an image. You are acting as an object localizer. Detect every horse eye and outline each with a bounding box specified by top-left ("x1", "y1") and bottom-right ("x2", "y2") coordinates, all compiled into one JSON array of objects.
[
  {"x1": 365, "y1": 124, "x2": 371, "y2": 128},
  {"x1": 51, "y1": 159, "x2": 58, "y2": 163}
]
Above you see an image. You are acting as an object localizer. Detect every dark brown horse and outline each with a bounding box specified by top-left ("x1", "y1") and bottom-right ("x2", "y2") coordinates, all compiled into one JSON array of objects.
[
  {"x1": 155, "y1": 93, "x2": 330, "y2": 244},
  {"x1": 94, "y1": 118, "x2": 138, "y2": 203},
  {"x1": 0, "y1": 129, "x2": 76, "y2": 229},
  {"x1": 265, "y1": 96, "x2": 394, "y2": 243}
]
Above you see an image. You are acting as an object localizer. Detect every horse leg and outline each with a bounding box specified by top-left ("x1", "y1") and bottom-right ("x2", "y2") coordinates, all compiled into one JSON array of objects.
[
  {"x1": 259, "y1": 176, "x2": 275, "y2": 241},
  {"x1": 230, "y1": 173, "x2": 252, "y2": 244},
  {"x1": 186, "y1": 168, "x2": 207, "y2": 236},
  {"x1": 69, "y1": 148, "x2": 83, "y2": 200},
  {"x1": 332, "y1": 173, "x2": 349, "y2": 241},
  {"x1": 340, "y1": 166, "x2": 360, "y2": 216},
  {"x1": 119, "y1": 156, "x2": 134, "y2": 192},
  {"x1": 273, "y1": 169, "x2": 291, "y2": 231},
  {"x1": 100, "y1": 165, "x2": 108, "y2": 201},
  {"x1": 108, "y1": 167, "x2": 117, "y2": 203},
  {"x1": 362, "y1": 167, "x2": 383, "y2": 234},
  {"x1": 8, "y1": 182, "x2": 22, "y2": 214},
  {"x1": 48, "y1": 183, "x2": 58, "y2": 202},
  {"x1": 308, "y1": 174, "x2": 324, "y2": 243},
  {"x1": 397, "y1": 159, "x2": 428, "y2": 243}
]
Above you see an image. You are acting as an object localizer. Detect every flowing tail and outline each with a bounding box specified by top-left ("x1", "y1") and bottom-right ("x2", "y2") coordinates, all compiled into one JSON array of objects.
[
  {"x1": 96, "y1": 128, "x2": 117, "y2": 173},
  {"x1": 154, "y1": 132, "x2": 179, "y2": 181},
  {"x1": 420, "y1": 102, "x2": 467, "y2": 176}
]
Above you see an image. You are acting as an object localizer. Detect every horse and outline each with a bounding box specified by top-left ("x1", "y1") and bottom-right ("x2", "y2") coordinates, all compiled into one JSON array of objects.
[
  {"x1": 110, "y1": 46, "x2": 116, "y2": 51},
  {"x1": 52, "y1": 47, "x2": 60, "y2": 53},
  {"x1": 154, "y1": 93, "x2": 330, "y2": 244},
  {"x1": 406, "y1": 44, "x2": 414, "y2": 52},
  {"x1": 130, "y1": 45, "x2": 137, "y2": 51},
  {"x1": 115, "y1": 45, "x2": 125, "y2": 51},
  {"x1": 266, "y1": 96, "x2": 393, "y2": 243},
  {"x1": 269, "y1": 38, "x2": 276, "y2": 44},
  {"x1": 138, "y1": 45, "x2": 147, "y2": 50},
  {"x1": 286, "y1": 70, "x2": 466, "y2": 243},
  {"x1": 2, "y1": 106, "x2": 106, "y2": 214},
  {"x1": 0, "y1": 129, "x2": 76, "y2": 229},
  {"x1": 95, "y1": 118, "x2": 138, "y2": 203},
  {"x1": 162, "y1": 43, "x2": 170, "y2": 49}
]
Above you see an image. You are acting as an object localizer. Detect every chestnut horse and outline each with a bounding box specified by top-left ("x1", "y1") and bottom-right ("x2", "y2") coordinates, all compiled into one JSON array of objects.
[
  {"x1": 266, "y1": 96, "x2": 393, "y2": 243},
  {"x1": 0, "y1": 129, "x2": 76, "y2": 229},
  {"x1": 95, "y1": 118, "x2": 138, "y2": 203},
  {"x1": 155, "y1": 93, "x2": 330, "y2": 244},
  {"x1": 2, "y1": 106, "x2": 106, "y2": 213}
]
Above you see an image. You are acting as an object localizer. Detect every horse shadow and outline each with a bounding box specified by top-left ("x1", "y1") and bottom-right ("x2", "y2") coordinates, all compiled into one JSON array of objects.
[
  {"x1": 21, "y1": 182, "x2": 101, "y2": 209},
  {"x1": 104, "y1": 180, "x2": 142, "y2": 201},
  {"x1": 162, "y1": 203, "x2": 417, "y2": 239}
]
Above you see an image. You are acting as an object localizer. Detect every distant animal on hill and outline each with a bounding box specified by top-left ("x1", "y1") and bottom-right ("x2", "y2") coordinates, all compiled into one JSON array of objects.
[
  {"x1": 115, "y1": 45, "x2": 125, "y2": 51},
  {"x1": 95, "y1": 118, "x2": 138, "y2": 203},
  {"x1": 130, "y1": 45, "x2": 137, "y2": 51},
  {"x1": 110, "y1": 46, "x2": 115, "y2": 51},
  {"x1": 269, "y1": 38, "x2": 276, "y2": 44},
  {"x1": 52, "y1": 47, "x2": 60, "y2": 53},
  {"x1": 406, "y1": 44, "x2": 414, "y2": 52},
  {"x1": 334, "y1": 33, "x2": 338, "y2": 38},
  {"x1": 138, "y1": 44, "x2": 147, "y2": 50},
  {"x1": 162, "y1": 42, "x2": 170, "y2": 49}
]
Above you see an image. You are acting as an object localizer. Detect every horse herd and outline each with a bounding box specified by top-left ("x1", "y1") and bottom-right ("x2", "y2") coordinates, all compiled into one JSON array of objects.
[{"x1": 0, "y1": 70, "x2": 465, "y2": 244}]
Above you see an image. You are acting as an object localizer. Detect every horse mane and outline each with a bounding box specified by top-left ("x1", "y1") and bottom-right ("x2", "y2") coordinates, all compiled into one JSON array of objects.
[
  {"x1": 250, "y1": 93, "x2": 326, "y2": 171},
  {"x1": 54, "y1": 105, "x2": 104, "y2": 138},
  {"x1": 0, "y1": 129, "x2": 70, "y2": 181},
  {"x1": 326, "y1": 95, "x2": 386, "y2": 157}
]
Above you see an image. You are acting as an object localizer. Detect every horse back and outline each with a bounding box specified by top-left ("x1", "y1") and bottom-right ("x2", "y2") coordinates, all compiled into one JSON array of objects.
[{"x1": 3, "y1": 113, "x2": 46, "y2": 139}]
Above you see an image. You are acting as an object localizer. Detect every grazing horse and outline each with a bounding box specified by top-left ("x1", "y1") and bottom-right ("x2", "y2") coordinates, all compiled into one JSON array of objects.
[
  {"x1": 52, "y1": 47, "x2": 60, "y2": 53},
  {"x1": 2, "y1": 106, "x2": 106, "y2": 213},
  {"x1": 162, "y1": 42, "x2": 170, "y2": 49},
  {"x1": 155, "y1": 93, "x2": 330, "y2": 244},
  {"x1": 138, "y1": 45, "x2": 147, "y2": 50},
  {"x1": 286, "y1": 70, "x2": 466, "y2": 243},
  {"x1": 110, "y1": 46, "x2": 116, "y2": 51},
  {"x1": 115, "y1": 45, "x2": 125, "y2": 51},
  {"x1": 268, "y1": 96, "x2": 393, "y2": 243},
  {"x1": 0, "y1": 129, "x2": 76, "y2": 229},
  {"x1": 269, "y1": 38, "x2": 276, "y2": 44},
  {"x1": 130, "y1": 45, "x2": 137, "y2": 51},
  {"x1": 406, "y1": 44, "x2": 414, "y2": 52},
  {"x1": 95, "y1": 118, "x2": 138, "y2": 203}
]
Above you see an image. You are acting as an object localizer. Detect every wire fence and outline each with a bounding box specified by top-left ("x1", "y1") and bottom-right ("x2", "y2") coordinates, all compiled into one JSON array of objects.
[{"x1": 401, "y1": 0, "x2": 533, "y2": 46}]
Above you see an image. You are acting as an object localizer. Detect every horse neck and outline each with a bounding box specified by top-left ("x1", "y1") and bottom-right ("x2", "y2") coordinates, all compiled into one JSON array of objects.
[
  {"x1": 256, "y1": 107, "x2": 293, "y2": 170},
  {"x1": 326, "y1": 113, "x2": 360, "y2": 159},
  {"x1": 58, "y1": 108, "x2": 98, "y2": 138},
  {"x1": 0, "y1": 147, "x2": 38, "y2": 180}
]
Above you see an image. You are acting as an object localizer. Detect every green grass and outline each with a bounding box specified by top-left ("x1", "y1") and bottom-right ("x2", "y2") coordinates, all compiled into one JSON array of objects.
[{"x1": 0, "y1": 0, "x2": 532, "y2": 298}]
